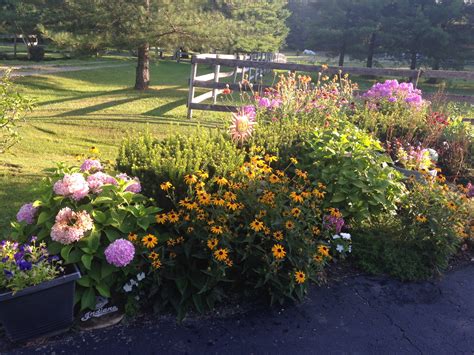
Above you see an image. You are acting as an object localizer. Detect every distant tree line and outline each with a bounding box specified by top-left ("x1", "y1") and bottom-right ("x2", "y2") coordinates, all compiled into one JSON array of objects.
[
  {"x1": 287, "y1": 0, "x2": 474, "y2": 70},
  {"x1": 0, "y1": 0, "x2": 289, "y2": 90}
]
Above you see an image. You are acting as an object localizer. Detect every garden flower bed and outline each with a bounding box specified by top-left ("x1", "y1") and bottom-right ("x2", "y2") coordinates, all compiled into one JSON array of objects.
[{"x1": 2, "y1": 70, "x2": 473, "y2": 339}]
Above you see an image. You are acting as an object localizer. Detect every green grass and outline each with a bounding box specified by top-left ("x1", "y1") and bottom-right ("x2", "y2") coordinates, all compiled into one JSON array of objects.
[{"x1": 0, "y1": 59, "x2": 227, "y2": 230}]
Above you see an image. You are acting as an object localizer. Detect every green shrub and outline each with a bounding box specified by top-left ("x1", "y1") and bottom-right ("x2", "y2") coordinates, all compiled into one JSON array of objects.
[
  {"x1": 298, "y1": 123, "x2": 405, "y2": 224},
  {"x1": 130, "y1": 156, "x2": 351, "y2": 320},
  {"x1": 11, "y1": 161, "x2": 159, "y2": 310},
  {"x1": 116, "y1": 129, "x2": 246, "y2": 205},
  {"x1": 352, "y1": 178, "x2": 470, "y2": 281}
]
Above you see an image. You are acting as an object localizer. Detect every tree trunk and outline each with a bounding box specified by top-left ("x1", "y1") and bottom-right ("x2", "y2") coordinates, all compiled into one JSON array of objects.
[
  {"x1": 410, "y1": 51, "x2": 417, "y2": 70},
  {"x1": 135, "y1": 44, "x2": 150, "y2": 90},
  {"x1": 338, "y1": 41, "x2": 346, "y2": 67},
  {"x1": 366, "y1": 33, "x2": 376, "y2": 68},
  {"x1": 427, "y1": 58, "x2": 440, "y2": 84}
]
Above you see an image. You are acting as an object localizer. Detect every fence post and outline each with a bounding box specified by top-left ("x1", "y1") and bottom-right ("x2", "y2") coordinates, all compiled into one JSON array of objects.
[
  {"x1": 187, "y1": 60, "x2": 198, "y2": 119},
  {"x1": 212, "y1": 54, "x2": 221, "y2": 104}
]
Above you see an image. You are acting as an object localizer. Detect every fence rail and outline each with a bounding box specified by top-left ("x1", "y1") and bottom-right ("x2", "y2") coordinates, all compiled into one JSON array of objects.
[{"x1": 187, "y1": 54, "x2": 474, "y2": 118}]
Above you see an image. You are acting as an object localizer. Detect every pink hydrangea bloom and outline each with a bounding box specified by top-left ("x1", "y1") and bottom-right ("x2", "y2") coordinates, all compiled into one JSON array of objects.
[
  {"x1": 116, "y1": 173, "x2": 142, "y2": 193},
  {"x1": 87, "y1": 172, "x2": 118, "y2": 193},
  {"x1": 53, "y1": 173, "x2": 90, "y2": 201},
  {"x1": 51, "y1": 207, "x2": 94, "y2": 245},
  {"x1": 104, "y1": 239, "x2": 135, "y2": 267},
  {"x1": 16, "y1": 203, "x2": 38, "y2": 224},
  {"x1": 80, "y1": 159, "x2": 103, "y2": 173}
]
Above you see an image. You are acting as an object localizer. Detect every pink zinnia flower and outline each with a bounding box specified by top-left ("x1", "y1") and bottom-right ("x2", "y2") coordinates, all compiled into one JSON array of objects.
[
  {"x1": 80, "y1": 159, "x2": 103, "y2": 173},
  {"x1": 229, "y1": 110, "x2": 257, "y2": 144},
  {"x1": 53, "y1": 173, "x2": 89, "y2": 201},
  {"x1": 104, "y1": 239, "x2": 135, "y2": 267},
  {"x1": 87, "y1": 172, "x2": 118, "y2": 193},
  {"x1": 16, "y1": 203, "x2": 38, "y2": 224},
  {"x1": 51, "y1": 207, "x2": 93, "y2": 245}
]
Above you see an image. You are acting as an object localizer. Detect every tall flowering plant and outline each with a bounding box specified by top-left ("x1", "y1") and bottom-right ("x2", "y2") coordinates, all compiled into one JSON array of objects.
[
  {"x1": 11, "y1": 159, "x2": 160, "y2": 310},
  {"x1": 138, "y1": 154, "x2": 351, "y2": 319}
]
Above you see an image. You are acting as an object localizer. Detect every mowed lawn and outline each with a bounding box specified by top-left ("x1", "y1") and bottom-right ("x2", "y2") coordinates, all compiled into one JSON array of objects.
[{"x1": 0, "y1": 59, "x2": 226, "y2": 231}]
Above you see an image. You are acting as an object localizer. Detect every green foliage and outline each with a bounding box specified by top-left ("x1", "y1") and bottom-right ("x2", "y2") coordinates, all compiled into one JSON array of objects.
[
  {"x1": 0, "y1": 239, "x2": 62, "y2": 293},
  {"x1": 352, "y1": 179, "x2": 470, "y2": 280},
  {"x1": 138, "y1": 156, "x2": 349, "y2": 320},
  {"x1": 116, "y1": 129, "x2": 246, "y2": 205},
  {"x1": 299, "y1": 123, "x2": 405, "y2": 223},
  {"x1": 11, "y1": 162, "x2": 159, "y2": 310},
  {"x1": 0, "y1": 71, "x2": 33, "y2": 153}
]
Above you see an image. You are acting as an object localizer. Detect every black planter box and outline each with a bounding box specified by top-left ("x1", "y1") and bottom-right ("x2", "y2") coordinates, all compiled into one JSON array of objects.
[{"x1": 0, "y1": 264, "x2": 81, "y2": 342}]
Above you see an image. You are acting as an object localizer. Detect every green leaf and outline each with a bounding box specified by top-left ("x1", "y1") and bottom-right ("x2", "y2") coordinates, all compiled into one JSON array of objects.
[
  {"x1": 60, "y1": 245, "x2": 74, "y2": 262},
  {"x1": 101, "y1": 263, "x2": 116, "y2": 279},
  {"x1": 192, "y1": 294, "x2": 205, "y2": 314},
  {"x1": 37, "y1": 210, "x2": 54, "y2": 224},
  {"x1": 95, "y1": 284, "x2": 111, "y2": 298},
  {"x1": 77, "y1": 276, "x2": 92, "y2": 287},
  {"x1": 93, "y1": 210, "x2": 107, "y2": 224},
  {"x1": 104, "y1": 228, "x2": 121, "y2": 242},
  {"x1": 86, "y1": 227, "x2": 101, "y2": 252},
  {"x1": 81, "y1": 254, "x2": 93, "y2": 270},
  {"x1": 176, "y1": 277, "x2": 188, "y2": 295},
  {"x1": 81, "y1": 287, "x2": 96, "y2": 310},
  {"x1": 48, "y1": 241, "x2": 62, "y2": 255}
]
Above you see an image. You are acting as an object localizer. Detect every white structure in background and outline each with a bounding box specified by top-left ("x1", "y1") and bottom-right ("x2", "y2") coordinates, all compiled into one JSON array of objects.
[{"x1": 303, "y1": 49, "x2": 316, "y2": 56}]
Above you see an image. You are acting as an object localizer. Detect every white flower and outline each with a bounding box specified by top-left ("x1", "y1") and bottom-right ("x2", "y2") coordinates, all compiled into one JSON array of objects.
[
  {"x1": 348, "y1": 245, "x2": 352, "y2": 253},
  {"x1": 332, "y1": 234, "x2": 341, "y2": 239},
  {"x1": 340, "y1": 233, "x2": 351, "y2": 240},
  {"x1": 336, "y1": 244, "x2": 344, "y2": 253},
  {"x1": 137, "y1": 272, "x2": 145, "y2": 281},
  {"x1": 123, "y1": 283, "x2": 133, "y2": 293},
  {"x1": 130, "y1": 279, "x2": 138, "y2": 287}
]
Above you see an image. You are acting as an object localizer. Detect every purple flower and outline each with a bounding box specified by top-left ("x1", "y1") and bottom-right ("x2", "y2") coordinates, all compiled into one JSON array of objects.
[
  {"x1": 53, "y1": 173, "x2": 90, "y2": 201},
  {"x1": 104, "y1": 239, "x2": 135, "y2": 267},
  {"x1": 4, "y1": 270, "x2": 13, "y2": 279},
  {"x1": 16, "y1": 203, "x2": 38, "y2": 225},
  {"x1": 363, "y1": 79, "x2": 425, "y2": 109},
  {"x1": 87, "y1": 172, "x2": 118, "y2": 193},
  {"x1": 258, "y1": 97, "x2": 271, "y2": 108},
  {"x1": 18, "y1": 260, "x2": 32, "y2": 271},
  {"x1": 467, "y1": 183, "x2": 473, "y2": 198},
  {"x1": 323, "y1": 214, "x2": 345, "y2": 234},
  {"x1": 116, "y1": 173, "x2": 141, "y2": 193},
  {"x1": 80, "y1": 159, "x2": 103, "y2": 173}
]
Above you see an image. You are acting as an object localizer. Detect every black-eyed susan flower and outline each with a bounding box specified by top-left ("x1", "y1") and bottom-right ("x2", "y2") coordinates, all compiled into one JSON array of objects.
[
  {"x1": 207, "y1": 238, "x2": 218, "y2": 250},
  {"x1": 212, "y1": 198, "x2": 226, "y2": 206},
  {"x1": 290, "y1": 191, "x2": 304, "y2": 203},
  {"x1": 290, "y1": 157, "x2": 298, "y2": 165},
  {"x1": 285, "y1": 220, "x2": 295, "y2": 230},
  {"x1": 269, "y1": 174, "x2": 280, "y2": 184},
  {"x1": 152, "y1": 259, "x2": 162, "y2": 269},
  {"x1": 211, "y1": 226, "x2": 224, "y2": 235},
  {"x1": 312, "y1": 226, "x2": 321, "y2": 236},
  {"x1": 214, "y1": 248, "x2": 228, "y2": 261},
  {"x1": 318, "y1": 245, "x2": 330, "y2": 257},
  {"x1": 149, "y1": 251, "x2": 159, "y2": 260},
  {"x1": 160, "y1": 181, "x2": 173, "y2": 191},
  {"x1": 184, "y1": 174, "x2": 198, "y2": 185},
  {"x1": 264, "y1": 154, "x2": 277, "y2": 163},
  {"x1": 446, "y1": 201, "x2": 457, "y2": 211},
  {"x1": 313, "y1": 254, "x2": 323, "y2": 263},
  {"x1": 272, "y1": 244, "x2": 286, "y2": 259},
  {"x1": 214, "y1": 176, "x2": 229, "y2": 186},
  {"x1": 128, "y1": 233, "x2": 138, "y2": 242},
  {"x1": 167, "y1": 210, "x2": 179, "y2": 223},
  {"x1": 250, "y1": 219, "x2": 265, "y2": 232},
  {"x1": 312, "y1": 189, "x2": 326, "y2": 199},
  {"x1": 142, "y1": 234, "x2": 158, "y2": 249},
  {"x1": 273, "y1": 230, "x2": 284, "y2": 240},
  {"x1": 227, "y1": 202, "x2": 239, "y2": 211},
  {"x1": 291, "y1": 207, "x2": 301, "y2": 218},
  {"x1": 294, "y1": 271, "x2": 306, "y2": 284},
  {"x1": 416, "y1": 215, "x2": 427, "y2": 223},
  {"x1": 295, "y1": 169, "x2": 308, "y2": 179},
  {"x1": 223, "y1": 191, "x2": 237, "y2": 201},
  {"x1": 90, "y1": 146, "x2": 100, "y2": 155},
  {"x1": 155, "y1": 213, "x2": 168, "y2": 224}
]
